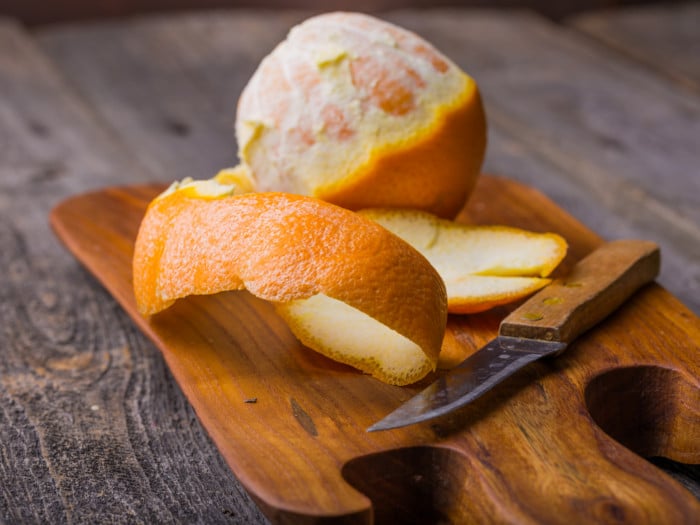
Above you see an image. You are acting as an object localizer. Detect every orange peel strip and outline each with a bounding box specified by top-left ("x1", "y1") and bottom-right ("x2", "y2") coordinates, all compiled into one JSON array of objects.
[
  {"x1": 133, "y1": 183, "x2": 447, "y2": 385},
  {"x1": 359, "y1": 209, "x2": 568, "y2": 314}
]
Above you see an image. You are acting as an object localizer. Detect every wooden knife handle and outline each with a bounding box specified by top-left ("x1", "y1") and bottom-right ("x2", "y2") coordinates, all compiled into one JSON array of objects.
[{"x1": 499, "y1": 240, "x2": 660, "y2": 344}]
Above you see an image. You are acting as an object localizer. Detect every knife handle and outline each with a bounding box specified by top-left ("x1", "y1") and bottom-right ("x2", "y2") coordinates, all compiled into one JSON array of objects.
[{"x1": 499, "y1": 239, "x2": 660, "y2": 345}]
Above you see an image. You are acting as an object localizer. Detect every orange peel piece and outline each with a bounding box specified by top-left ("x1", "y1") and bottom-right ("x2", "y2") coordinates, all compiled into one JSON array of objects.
[
  {"x1": 359, "y1": 209, "x2": 568, "y2": 314},
  {"x1": 235, "y1": 12, "x2": 486, "y2": 218},
  {"x1": 133, "y1": 181, "x2": 447, "y2": 385}
]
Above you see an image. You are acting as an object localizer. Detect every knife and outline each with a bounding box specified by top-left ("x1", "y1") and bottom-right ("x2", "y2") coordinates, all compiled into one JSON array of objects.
[{"x1": 368, "y1": 239, "x2": 660, "y2": 432}]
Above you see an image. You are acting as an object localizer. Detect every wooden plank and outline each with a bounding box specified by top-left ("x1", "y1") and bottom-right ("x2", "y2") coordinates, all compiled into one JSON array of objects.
[
  {"x1": 49, "y1": 180, "x2": 700, "y2": 523},
  {"x1": 36, "y1": 9, "x2": 700, "y2": 314},
  {"x1": 35, "y1": 10, "x2": 310, "y2": 183},
  {"x1": 569, "y1": 2, "x2": 700, "y2": 92},
  {"x1": 0, "y1": 0, "x2": 631, "y2": 27},
  {"x1": 0, "y1": 17, "x2": 268, "y2": 524}
]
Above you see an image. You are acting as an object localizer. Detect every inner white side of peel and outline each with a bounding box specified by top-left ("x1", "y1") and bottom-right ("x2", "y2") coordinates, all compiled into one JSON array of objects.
[{"x1": 279, "y1": 293, "x2": 429, "y2": 377}]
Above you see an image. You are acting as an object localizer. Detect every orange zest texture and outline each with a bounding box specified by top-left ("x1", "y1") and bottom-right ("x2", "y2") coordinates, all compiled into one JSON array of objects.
[{"x1": 133, "y1": 185, "x2": 447, "y2": 385}]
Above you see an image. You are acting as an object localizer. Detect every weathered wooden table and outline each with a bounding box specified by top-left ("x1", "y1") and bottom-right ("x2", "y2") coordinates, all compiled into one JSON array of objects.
[{"x1": 1, "y1": 3, "x2": 698, "y2": 523}]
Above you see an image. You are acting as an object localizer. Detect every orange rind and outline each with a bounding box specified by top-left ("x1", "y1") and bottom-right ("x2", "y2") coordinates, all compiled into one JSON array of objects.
[
  {"x1": 133, "y1": 180, "x2": 447, "y2": 385},
  {"x1": 359, "y1": 209, "x2": 568, "y2": 313}
]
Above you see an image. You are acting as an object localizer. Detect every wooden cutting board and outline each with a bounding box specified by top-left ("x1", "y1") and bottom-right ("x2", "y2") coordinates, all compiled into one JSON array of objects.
[{"x1": 50, "y1": 175, "x2": 700, "y2": 524}]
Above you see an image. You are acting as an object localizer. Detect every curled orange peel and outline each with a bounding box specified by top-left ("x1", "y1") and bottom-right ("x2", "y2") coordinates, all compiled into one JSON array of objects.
[{"x1": 133, "y1": 181, "x2": 447, "y2": 385}]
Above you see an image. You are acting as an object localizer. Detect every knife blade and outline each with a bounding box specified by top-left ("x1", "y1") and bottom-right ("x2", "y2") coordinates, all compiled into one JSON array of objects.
[{"x1": 367, "y1": 239, "x2": 660, "y2": 432}]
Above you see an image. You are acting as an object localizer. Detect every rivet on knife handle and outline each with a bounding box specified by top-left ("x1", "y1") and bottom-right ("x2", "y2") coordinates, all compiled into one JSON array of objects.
[{"x1": 499, "y1": 239, "x2": 661, "y2": 344}]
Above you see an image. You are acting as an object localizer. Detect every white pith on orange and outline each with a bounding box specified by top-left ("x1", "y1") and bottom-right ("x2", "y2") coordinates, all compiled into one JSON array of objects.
[{"x1": 235, "y1": 12, "x2": 486, "y2": 218}]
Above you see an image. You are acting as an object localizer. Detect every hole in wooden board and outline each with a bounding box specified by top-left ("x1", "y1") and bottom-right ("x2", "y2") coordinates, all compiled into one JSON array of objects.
[
  {"x1": 341, "y1": 446, "x2": 468, "y2": 524},
  {"x1": 585, "y1": 366, "x2": 700, "y2": 499},
  {"x1": 647, "y1": 456, "x2": 700, "y2": 499}
]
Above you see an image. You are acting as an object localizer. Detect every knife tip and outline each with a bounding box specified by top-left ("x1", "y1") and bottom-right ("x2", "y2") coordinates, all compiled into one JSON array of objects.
[
  {"x1": 366, "y1": 419, "x2": 398, "y2": 432},
  {"x1": 366, "y1": 417, "x2": 410, "y2": 432}
]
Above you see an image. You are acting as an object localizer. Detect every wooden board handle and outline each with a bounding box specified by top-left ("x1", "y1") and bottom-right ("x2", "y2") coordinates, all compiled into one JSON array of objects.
[{"x1": 499, "y1": 240, "x2": 660, "y2": 344}]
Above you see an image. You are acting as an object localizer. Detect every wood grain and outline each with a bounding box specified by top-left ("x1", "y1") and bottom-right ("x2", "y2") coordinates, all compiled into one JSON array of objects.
[
  {"x1": 36, "y1": 9, "x2": 700, "y2": 315},
  {"x1": 50, "y1": 177, "x2": 700, "y2": 523},
  {"x1": 0, "y1": 18, "x2": 267, "y2": 524},
  {"x1": 500, "y1": 240, "x2": 660, "y2": 342},
  {"x1": 2, "y1": 5, "x2": 698, "y2": 522},
  {"x1": 569, "y1": 2, "x2": 700, "y2": 93},
  {"x1": 36, "y1": 11, "x2": 309, "y2": 184},
  {"x1": 0, "y1": 0, "x2": 636, "y2": 27}
]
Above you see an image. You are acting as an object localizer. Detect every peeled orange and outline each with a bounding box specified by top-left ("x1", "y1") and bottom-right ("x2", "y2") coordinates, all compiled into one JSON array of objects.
[
  {"x1": 359, "y1": 209, "x2": 568, "y2": 313},
  {"x1": 133, "y1": 180, "x2": 447, "y2": 385},
  {"x1": 235, "y1": 12, "x2": 486, "y2": 218}
]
